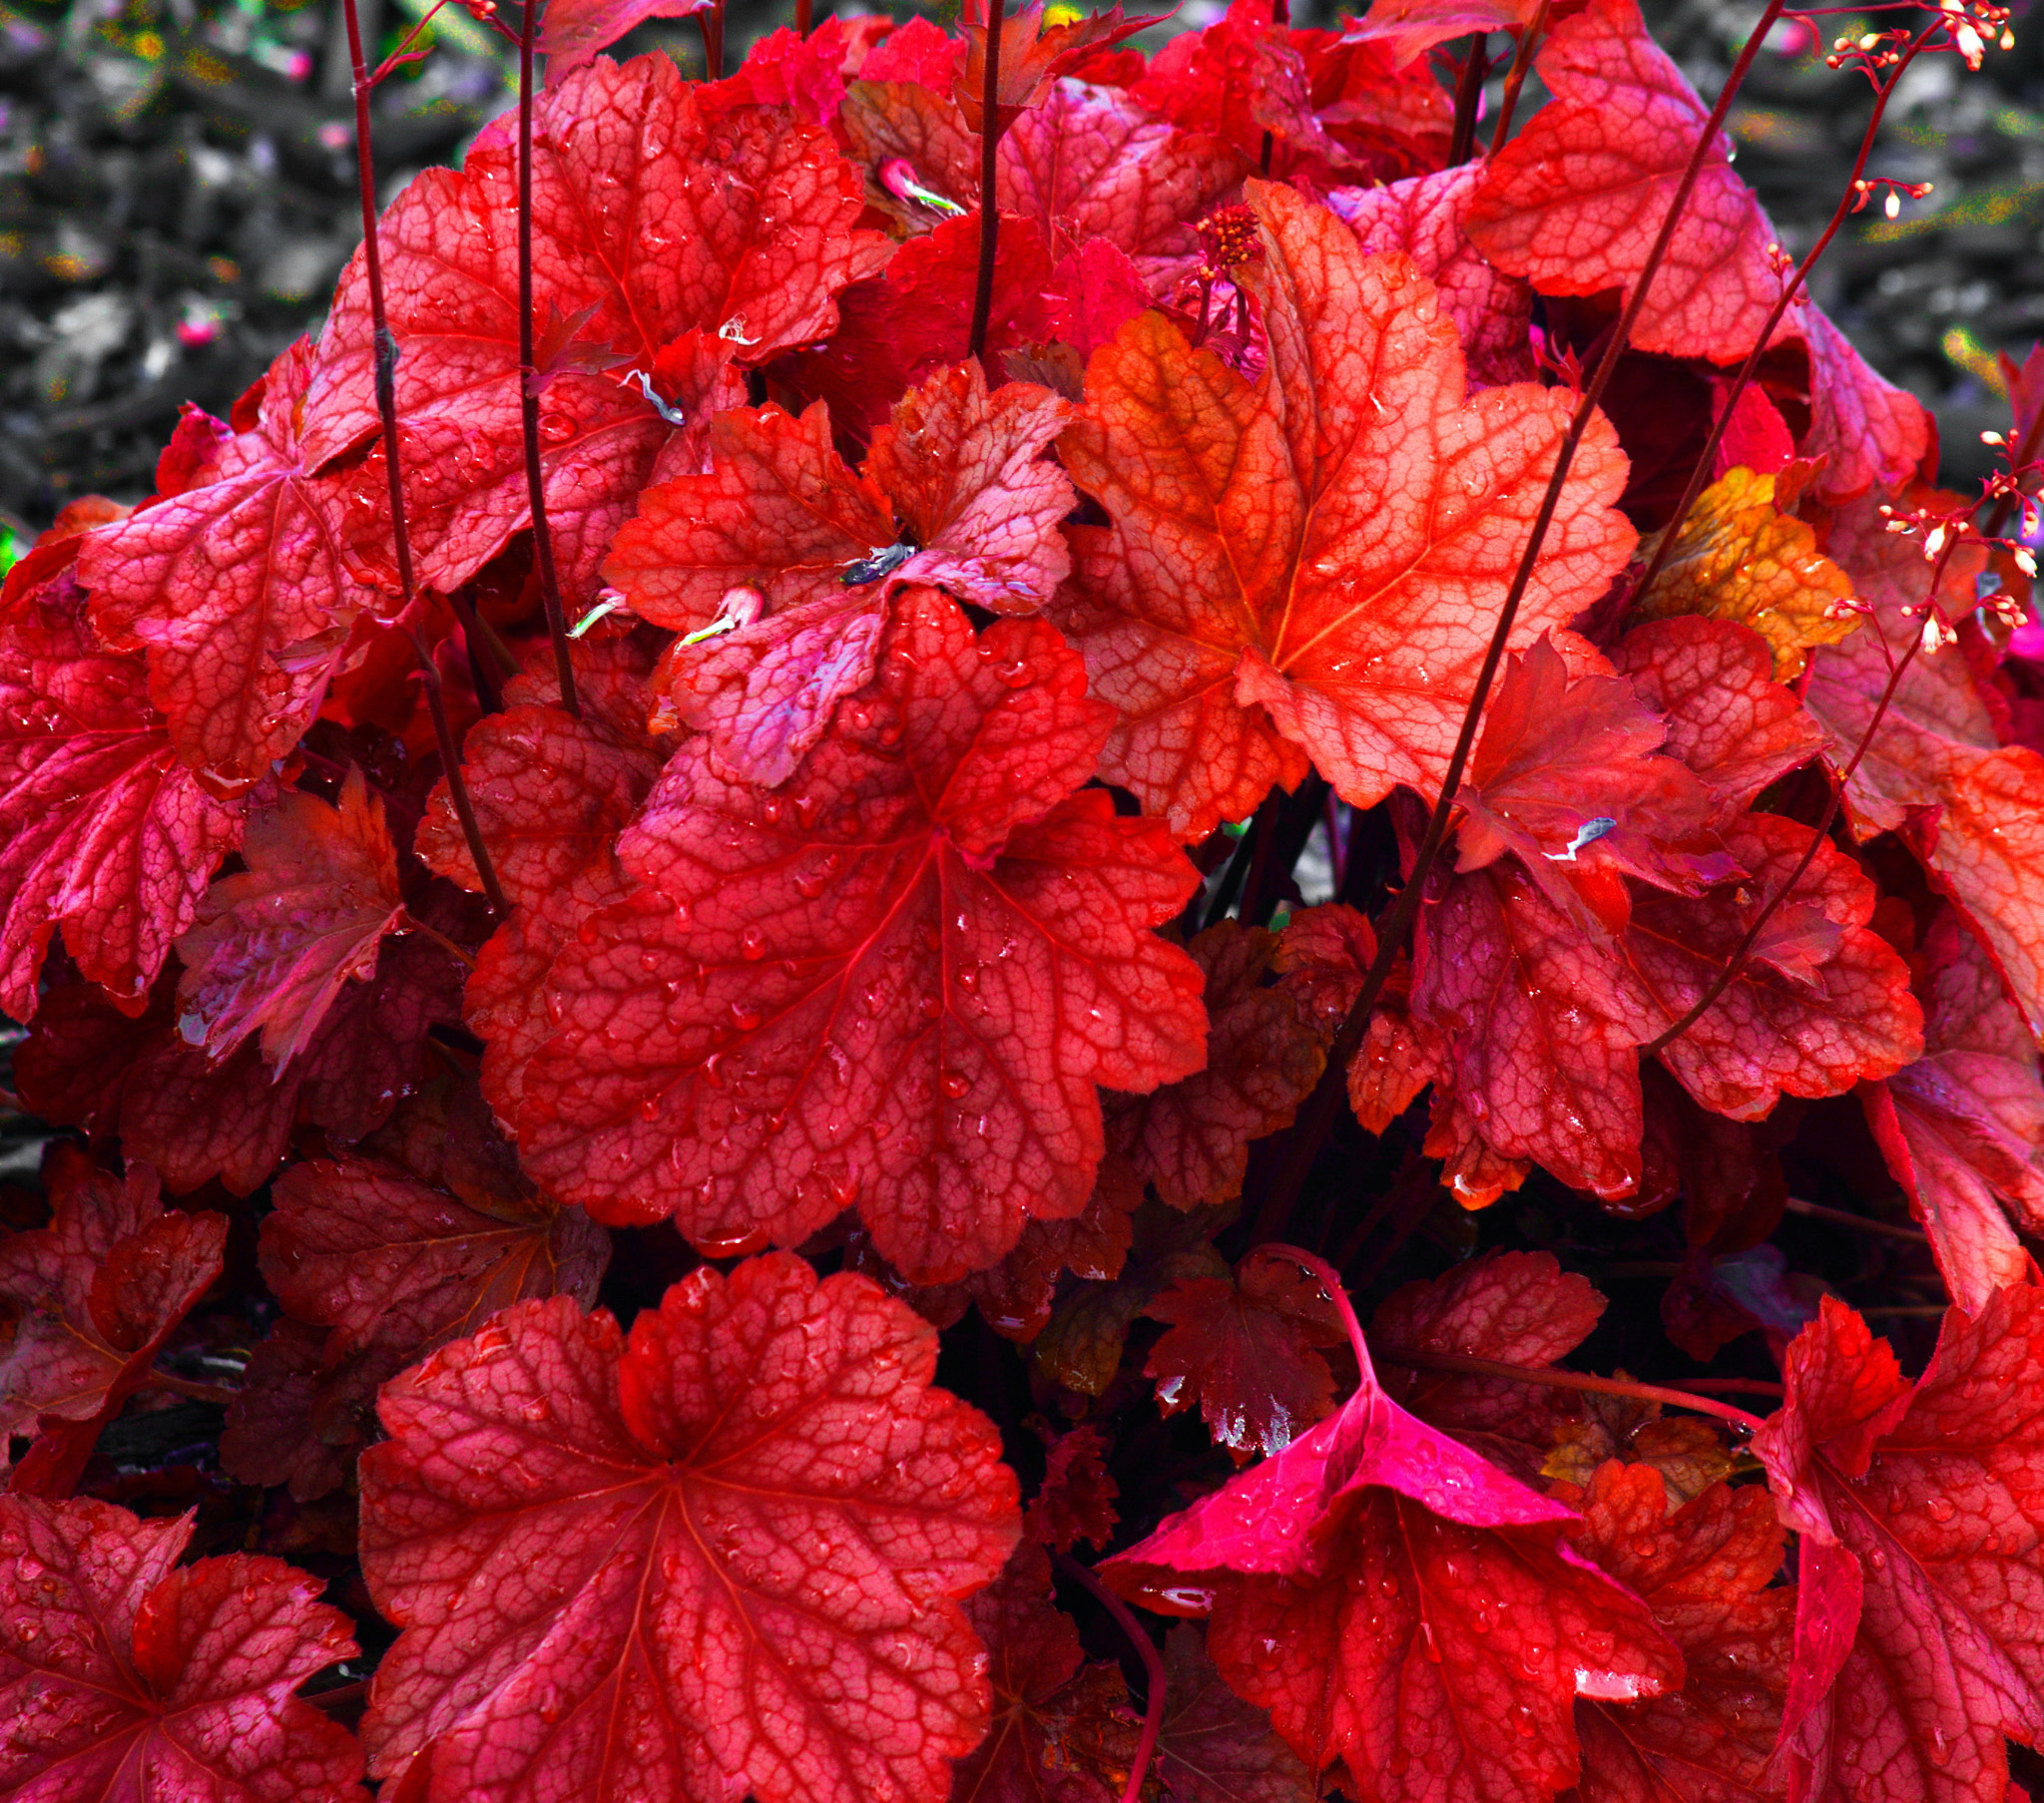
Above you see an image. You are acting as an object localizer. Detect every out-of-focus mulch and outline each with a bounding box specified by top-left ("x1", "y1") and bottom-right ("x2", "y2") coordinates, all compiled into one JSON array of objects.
[{"x1": 0, "y1": 0, "x2": 2039, "y2": 551}]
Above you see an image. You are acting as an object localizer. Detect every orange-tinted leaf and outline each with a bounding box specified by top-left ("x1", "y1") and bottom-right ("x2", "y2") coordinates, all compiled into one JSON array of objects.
[
  {"x1": 1632, "y1": 466, "x2": 1859, "y2": 680},
  {"x1": 79, "y1": 340, "x2": 358, "y2": 784},
  {"x1": 359, "y1": 1255, "x2": 1019, "y2": 1803},
  {"x1": 1803, "y1": 495, "x2": 2044, "y2": 1045},
  {"x1": 1542, "y1": 1402, "x2": 1735, "y2": 1510},
  {"x1": 1051, "y1": 183, "x2": 1634, "y2": 838},
  {"x1": 1106, "y1": 923, "x2": 1325, "y2": 1211},
  {"x1": 0, "y1": 1143, "x2": 225, "y2": 1496},
  {"x1": 1564, "y1": 1463, "x2": 1792, "y2": 1802},
  {"x1": 609, "y1": 365, "x2": 1074, "y2": 786},
  {"x1": 955, "y1": 0, "x2": 1155, "y2": 136},
  {"x1": 1754, "y1": 1290, "x2": 2044, "y2": 1803},
  {"x1": 1328, "y1": 167, "x2": 1536, "y2": 388},
  {"x1": 175, "y1": 769, "x2": 404, "y2": 1069},
  {"x1": 1863, "y1": 909, "x2": 2044, "y2": 1314},
  {"x1": 0, "y1": 1497, "x2": 364, "y2": 1802},
  {"x1": 1145, "y1": 1248, "x2": 1345, "y2": 1458},
  {"x1": 1623, "y1": 813, "x2": 1923, "y2": 1120},
  {"x1": 1339, "y1": 0, "x2": 1544, "y2": 67},
  {"x1": 519, "y1": 593, "x2": 1206, "y2": 1284},
  {"x1": 1371, "y1": 1250, "x2": 1608, "y2": 1484},
  {"x1": 1611, "y1": 616, "x2": 1823, "y2": 825},
  {"x1": 0, "y1": 556, "x2": 246, "y2": 1022}
]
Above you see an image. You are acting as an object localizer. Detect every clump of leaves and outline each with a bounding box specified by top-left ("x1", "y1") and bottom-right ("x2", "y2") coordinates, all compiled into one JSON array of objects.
[{"x1": 3, "y1": 1, "x2": 2041, "y2": 1802}]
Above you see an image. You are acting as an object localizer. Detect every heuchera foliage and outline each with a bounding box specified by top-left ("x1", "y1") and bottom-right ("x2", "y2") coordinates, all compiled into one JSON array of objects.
[{"x1": 5, "y1": 1, "x2": 2044, "y2": 1801}]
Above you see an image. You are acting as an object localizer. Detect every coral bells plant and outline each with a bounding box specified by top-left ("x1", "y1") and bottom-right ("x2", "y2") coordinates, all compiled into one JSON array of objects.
[{"x1": 12, "y1": 0, "x2": 2044, "y2": 1796}]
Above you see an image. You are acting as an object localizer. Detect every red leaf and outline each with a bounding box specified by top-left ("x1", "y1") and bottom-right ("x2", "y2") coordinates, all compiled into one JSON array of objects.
[
  {"x1": 608, "y1": 363, "x2": 1074, "y2": 785},
  {"x1": 1802, "y1": 494, "x2": 2044, "y2": 1045},
  {"x1": 358, "y1": 1254, "x2": 1019, "y2": 1803},
  {"x1": 1464, "y1": 0, "x2": 1929, "y2": 500},
  {"x1": 1106, "y1": 922, "x2": 1325, "y2": 1211},
  {"x1": 517, "y1": 591, "x2": 1206, "y2": 1284},
  {"x1": 1410, "y1": 857, "x2": 1657, "y2": 1205},
  {"x1": 218, "y1": 1317, "x2": 364, "y2": 1503},
  {"x1": 175, "y1": 768, "x2": 404, "y2": 1068},
  {"x1": 1145, "y1": 1247, "x2": 1346, "y2": 1458},
  {"x1": 416, "y1": 644, "x2": 665, "y2": 1119},
  {"x1": 1274, "y1": 902, "x2": 1436, "y2": 1134},
  {"x1": 0, "y1": 554, "x2": 246, "y2": 1022},
  {"x1": 0, "y1": 1496, "x2": 363, "y2": 1801},
  {"x1": 1103, "y1": 1270, "x2": 1681, "y2": 1803},
  {"x1": 1623, "y1": 812, "x2": 1923, "y2": 1120},
  {"x1": 536, "y1": 0, "x2": 711, "y2": 76},
  {"x1": 1371, "y1": 1250, "x2": 1608, "y2": 1484},
  {"x1": 0, "y1": 1143, "x2": 224, "y2": 1494},
  {"x1": 1025, "y1": 1426, "x2": 1120, "y2": 1554},
  {"x1": 1564, "y1": 1463, "x2": 1793, "y2": 1801},
  {"x1": 1120, "y1": 1623, "x2": 1314, "y2": 1803},
  {"x1": 303, "y1": 57, "x2": 879, "y2": 598},
  {"x1": 950, "y1": 1541, "x2": 1122, "y2": 1803},
  {"x1": 1338, "y1": 0, "x2": 1544, "y2": 68},
  {"x1": 954, "y1": 0, "x2": 1155, "y2": 136},
  {"x1": 1754, "y1": 1289, "x2": 2044, "y2": 1803},
  {"x1": 1327, "y1": 167, "x2": 1536, "y2": 389},
  {"x1": 1050, "y1": 183, "x2": 1635, "y2": 839},
  {"x1": 1611, "y1": 616, "x2": 1823, "y2": 826},
  {"x1": 78, "y1": 338, "x2": 358, "y2": 785},
  {"x1": 1863, "y1": 909, "x2": 2044, "y2": 1313}
]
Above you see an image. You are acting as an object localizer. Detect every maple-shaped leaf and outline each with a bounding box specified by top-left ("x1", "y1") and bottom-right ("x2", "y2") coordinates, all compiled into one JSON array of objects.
[
  {"x1": 1103, "y1": 1258, "x2": 1682, "y2": 1803},
  {"x1": 1370, "y1": 1250, "x2": 1607, "y2": 1485},
  {"x1": 416, "y1": 643, "x2": 665, "y2": 1119},
  {"x1": 1145, "y1": 1246, "x2": 1346, "y2": 1458},
  {"x1": 1802, "y1": 493, "x2": 2044, "y2": 1044},
  {"x1": 1050, "y1": 182, "x2": 1634, "y2": 839},
  {"x1": 949, "y1": 1541, "x2": 1123, "y2": 1803},
  {"x1": 18, "y1": 929, "x2": 466, "y2": 1196},
  {"x1": 0, "y1": 493, "x2": 130, "y2": 624},
  {"x1": 261, "y1": 1135, "x2": 609, "y2": 1379},
  {"x1": 1564, "y1": 1463, "x2": 1792, "y2": 1802},
  {"x1": 218, "y1": 1317, "x2": 364, "y2": 1502},
  {"x1": 302, "y1": 56, "x2": 880, "y2": 600},
  {"x1": 954, "y1": 0, "x2": 1155, "y2": 137},
  {"x1": 536, "y1": 0, "x2": 711, "y2": 75},
  {"x1": 707, "y1": 20, "x2": 859, "y2": 127},
  {"x1": 0, "y1": 554, "x2": 247, "y2": 1023},
  {"x1": 1327, "y1": 168, "x2": 1535, "y2": 389},
  {"x1": 517, "y1": 592, "x2": 1206, "y2": 1285},
  {"x1": 1105, "y1": 923, "x2": 1325, "y2": 1212},
  {"x1": 1410, "y1": 856, "x2": 1658, "y2": 1205},
  {"x1": 1611, "y1": 616, "x2": 1823, "y2": 825},
  {"x1": 1464, "y1": 0, "x2": 1929, "y2": 500},
  {"x1": 0, "y1": 1142, "x2": 226, "y2": 1496},
  {"x1": 1451, "y1": 633, "x2": 1718, "y2": 907},
  {"x1": 781, "y1": 211, "x2": 1060, "y2": 448},
  {"x1": 359, "y1": 1254, "x2": 1019, "y2": 1803},
  {"x1": 1623, "y1": 812, "x2": 1923, "y2": 1120},
  {"x1": 1632, "y1": 466, "x2": 1859, "y2": 680},
  {"x1": 1025, "y1": 1425, "x2": 1120, "y2": 1554},
  {"x1": 0, "y1": 1496, "x2": 363, "y2": 1802},
  {"x1": 174, "y1": 768, "x2": 405, "y2": 1068},
  {"x1": 1273, "y1": 903, "x2": 1436, "y2": 1133},
  {"x1": 1862, "y1": 909, "x2": 2044, "y2": 1314},
  {"x1": 1543, "y1": 1401, "x2": 1735, "y2": 1512},
  {"x1": 78, "y1": 339, "x2": 358, "y2": 785},
  {"x1": 607, "y1": 363, "x2": 1073, "y2": 786},
  {"x1": 1753, "y1": 1289, "x2": 2044, "y2": 1803}
]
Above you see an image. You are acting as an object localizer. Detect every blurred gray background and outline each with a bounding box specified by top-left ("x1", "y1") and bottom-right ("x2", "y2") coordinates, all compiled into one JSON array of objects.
[{"x1": 0, "y1": 0, "x2": 2036, "y2": 548}]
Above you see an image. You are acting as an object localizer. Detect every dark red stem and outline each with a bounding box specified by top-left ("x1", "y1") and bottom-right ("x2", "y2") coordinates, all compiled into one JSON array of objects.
[
  {"x1": 1386, "y1": 1348, "x2": 1771, "y2": 1433},
  {"x1": 698, "y1": 0, "x2": 725, "y2": 78},
  {"x1": 794, "y1": 0, "x2": 810, "y2": 33},
  {"x1": 1629, "y1": 19, "x2": 1940, "y2": 608},
  {"x1": 1054, "y1": 1553, "x2": 1168, "y2": 1803},
  {"x1": 1485, "y1": 0, "x2": 1552, "y2": 155},
  {"x1": 520, "y1": 0, "x2": 582, "y2": 720},
  {"x1": 1249, "y1": 0, "x2": 1789, "y2": 1246},
  {"x1": 967, "y1": 0, "x2": 1004, "y2": 361},
  {"x1": 343, "y1": 0, "x2": 507, "y2": 914},
  {"x1": 1448, "y1": 33, "x2": 1488, "y2": 167}
]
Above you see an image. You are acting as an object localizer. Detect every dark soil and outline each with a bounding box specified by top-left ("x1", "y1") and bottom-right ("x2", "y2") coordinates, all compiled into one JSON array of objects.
[{"x1": 0, "y1": 0, "x2": 2037, "y2": 545}]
